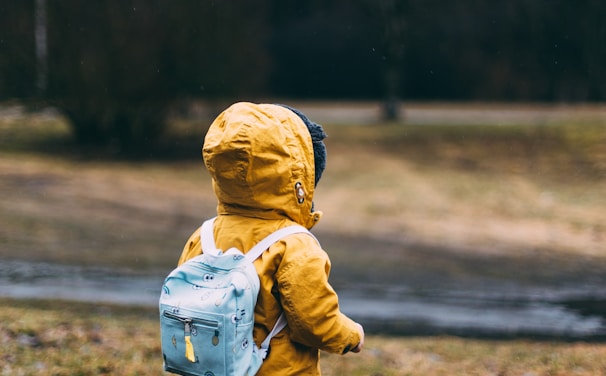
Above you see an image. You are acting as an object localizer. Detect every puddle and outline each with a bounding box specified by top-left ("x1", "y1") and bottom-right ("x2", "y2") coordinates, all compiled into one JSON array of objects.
[
  {"x1": 0, "y1": 259, "x2": 162, "y2": 306},
  {"x1": 340, "y1": 290, "x2": 606, "y2": 339},
  {"x1": 1, "y1": 259, "x2": 605, "y2": 340}
]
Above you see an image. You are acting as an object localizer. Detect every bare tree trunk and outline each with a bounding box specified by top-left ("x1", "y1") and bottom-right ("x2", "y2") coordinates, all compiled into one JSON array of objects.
[
  {"x1": 383, "y1": 65, "x2": 401, "y2": 121},
  {"x1": 35, "y1": 0, "x2": 47, "y2": 96},
  {"x1": 378, "y1": 0, "x2": 406, "y2": 121}
]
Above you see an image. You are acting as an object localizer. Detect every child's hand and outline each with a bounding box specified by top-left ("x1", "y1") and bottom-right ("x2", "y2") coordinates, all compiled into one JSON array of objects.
[{"x1": 351, "y1": 323, "x2": 365, "y2": 353}]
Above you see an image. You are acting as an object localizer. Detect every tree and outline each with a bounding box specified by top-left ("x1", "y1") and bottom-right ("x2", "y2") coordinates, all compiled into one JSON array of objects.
[
  {"x1": 46, "y1": 2, "x2": 175, "y2": 149},
  {"x1": 35, "y1": 0, "x2": 48, "y2": 96},
  {"x1": 354, "y1": 0, "x2": 414, "y2": 120},
  {"x1": 376, "y1": 0, "x2": 408, "y2": 120},
  {"x1": 0, "y1": 1, "x2": 36, "y2": 99},
  {"x1": 45, "y1": 0, "x2": 270, "y2": 152},
  {"x1": 268, "y1": 0, "x2": 382, "y2": 100}
]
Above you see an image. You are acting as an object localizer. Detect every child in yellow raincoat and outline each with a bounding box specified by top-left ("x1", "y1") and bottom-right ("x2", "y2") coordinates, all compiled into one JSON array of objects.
[{"x1": 178, "y1": 102, "x2": 364, "y2": 375}]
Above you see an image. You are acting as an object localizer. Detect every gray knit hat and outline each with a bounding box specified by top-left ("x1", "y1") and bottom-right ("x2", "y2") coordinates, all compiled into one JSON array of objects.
[{"x1": 277, "y1": 104, "x2": 327, "y2": 187}]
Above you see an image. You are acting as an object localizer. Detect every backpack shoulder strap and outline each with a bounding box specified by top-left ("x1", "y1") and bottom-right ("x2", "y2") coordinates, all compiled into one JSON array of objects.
[
  {"x1": 199, "y1": 217, "x2": 218, "y2": 255},
  {"x1": 246, "y1": 223, "x2": 316, "y2": 359},
  {"x1": 245, "y1": 224, "x2": 314, "y2": 262},
  {"x1": 259, "y1": 312, "x2": 288, "y2": 359},
  {"x1": 200, "y1": 217, "x2": 316, "y2": 259}
]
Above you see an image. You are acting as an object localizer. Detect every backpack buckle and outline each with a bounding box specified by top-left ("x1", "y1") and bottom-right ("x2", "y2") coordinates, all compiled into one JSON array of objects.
[{"x1": 259, "y1": 345, "x2": 271, "y2": 360}]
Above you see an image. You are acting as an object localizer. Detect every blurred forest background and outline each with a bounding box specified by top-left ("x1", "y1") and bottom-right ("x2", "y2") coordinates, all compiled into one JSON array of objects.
[{"x1": 1, "y1": 0, "x2": 605, "y2": 151}]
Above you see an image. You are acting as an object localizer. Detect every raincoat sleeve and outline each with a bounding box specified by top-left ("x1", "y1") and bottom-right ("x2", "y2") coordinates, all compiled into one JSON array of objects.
[{"x1": 276, "y1": 234, "x2": 362, "y2": 354}]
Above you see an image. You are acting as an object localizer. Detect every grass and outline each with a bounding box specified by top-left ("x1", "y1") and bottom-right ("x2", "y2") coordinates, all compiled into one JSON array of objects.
[
  {"x1": 2, "y1": 298, "x2": 606, "y2": 376},
  {"x1": 1, "y1": 105, "x2": 604, "y2": 271},
  {"x1": 0, "y1": 298, "x2": 160, "y2": 376},
  {"x1": 319, "y1": 120, "x2": 606, "y2": 259},
  {"x1": 1, "y1": 102, "x2": 606, "y2": 375}
]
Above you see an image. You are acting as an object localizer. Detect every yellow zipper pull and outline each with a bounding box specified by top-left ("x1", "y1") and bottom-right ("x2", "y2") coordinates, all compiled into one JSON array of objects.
[{"x1": 184, "y1": 320, "x2": 196, "y2": 362}]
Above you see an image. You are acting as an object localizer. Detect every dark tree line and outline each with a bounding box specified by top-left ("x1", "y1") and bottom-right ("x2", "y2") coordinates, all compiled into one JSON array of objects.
[{"x1": 1, "y1": 0, "x2": 604, "y2": 149}]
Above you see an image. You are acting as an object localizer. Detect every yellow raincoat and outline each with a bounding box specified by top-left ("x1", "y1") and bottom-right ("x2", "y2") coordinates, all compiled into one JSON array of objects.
[{"x1": 178, "y1": 102, "x2": 362, "y2": 375}]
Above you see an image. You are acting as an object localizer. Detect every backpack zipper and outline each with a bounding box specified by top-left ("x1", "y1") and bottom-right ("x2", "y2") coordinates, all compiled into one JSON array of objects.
[{"x1": 163, "y1": 311, "x2": 220, "y2": 329}]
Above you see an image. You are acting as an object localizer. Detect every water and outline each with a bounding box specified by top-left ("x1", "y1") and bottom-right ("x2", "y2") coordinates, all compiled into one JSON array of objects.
[
  {"x1": 1, "y1": 259, "x2": 605, "y2": 340},
  {"x1": 340, "y1": 290, "x2": 606, "y2": 339},
  {"x1": 0, "y1": 260, "x2": 161, "y2": 306}
]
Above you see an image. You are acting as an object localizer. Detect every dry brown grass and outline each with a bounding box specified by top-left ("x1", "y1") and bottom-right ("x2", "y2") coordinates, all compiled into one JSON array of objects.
[
  {"x1": 1, "y1": 105, "x2": 604, "y2": 270},
  {"x1": 322, "y1": 335, "x2": 606, "y2": 376},
  {"x1": 2, "y1": 298, "x2": 606, "y2": 376},
  {"x1": 316, "y1": 121, "x2": 606, "y2": 260},
  {"x1": 0, "y1": 298, "x2": 162, "y2": 375}
]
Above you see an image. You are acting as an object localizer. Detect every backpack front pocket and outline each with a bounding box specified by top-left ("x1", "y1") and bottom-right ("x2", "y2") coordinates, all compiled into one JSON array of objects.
[{"x1": 161, "y1": 310, "x2": 226, "y2": 376}]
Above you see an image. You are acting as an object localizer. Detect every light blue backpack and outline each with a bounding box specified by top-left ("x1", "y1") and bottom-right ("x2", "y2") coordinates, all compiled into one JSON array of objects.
[{"x1": 159, "y1": 217, "x2": 311, "y2": 376}]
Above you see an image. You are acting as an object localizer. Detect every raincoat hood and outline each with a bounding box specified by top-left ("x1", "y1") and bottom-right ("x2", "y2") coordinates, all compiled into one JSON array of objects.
[{"x1": 203, "y1": 102, "x2": 323, "y2": 229}]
